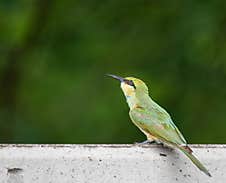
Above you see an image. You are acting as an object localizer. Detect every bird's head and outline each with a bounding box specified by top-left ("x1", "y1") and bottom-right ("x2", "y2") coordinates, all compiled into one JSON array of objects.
[{"x1": 107, "y1": 74, "x2": 149, "y2": 98}]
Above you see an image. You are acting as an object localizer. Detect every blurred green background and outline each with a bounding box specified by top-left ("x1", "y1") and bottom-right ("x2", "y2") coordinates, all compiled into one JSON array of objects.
[{"x1": 0, "y1": 0, "x2": 226, "y2": 144}]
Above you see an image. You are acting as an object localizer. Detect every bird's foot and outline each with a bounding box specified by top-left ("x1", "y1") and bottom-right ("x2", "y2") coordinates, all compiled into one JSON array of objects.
[
  {"x1": 134, "y1": 140, "x2": 165, "y2": 147},
  {"x1": 155, "y1": 141, "x2": 164, "y2": 146},
  {"x1": 134, "y1": 140, "x2": 156, "y2": 145}
]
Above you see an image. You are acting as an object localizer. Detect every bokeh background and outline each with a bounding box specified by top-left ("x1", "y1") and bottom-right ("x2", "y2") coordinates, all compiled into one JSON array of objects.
[{"x1": 1, "y1": 0, "x2": 226, "y2": 144}]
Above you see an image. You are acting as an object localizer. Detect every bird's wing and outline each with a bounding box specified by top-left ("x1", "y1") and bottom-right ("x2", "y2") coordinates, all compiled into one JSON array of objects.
[{"x1": 129, "y1": 106, "x2": 187, "y2": 146}]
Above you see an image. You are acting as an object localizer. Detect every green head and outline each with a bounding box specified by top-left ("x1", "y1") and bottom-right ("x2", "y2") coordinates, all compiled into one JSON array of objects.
[{"x1": 107, "y1": 74, "x2": 149, "y2": 108}]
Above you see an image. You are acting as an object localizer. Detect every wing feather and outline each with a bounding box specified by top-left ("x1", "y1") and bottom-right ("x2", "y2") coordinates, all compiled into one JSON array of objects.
[{"x1": 129, "y1": 106, "x2": 187, "y2": 145}]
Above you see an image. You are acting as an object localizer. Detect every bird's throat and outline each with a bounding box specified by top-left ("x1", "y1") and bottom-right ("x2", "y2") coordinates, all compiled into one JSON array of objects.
[{"x1": 125, "y1": 94, "x2": 138, "y2": 109}]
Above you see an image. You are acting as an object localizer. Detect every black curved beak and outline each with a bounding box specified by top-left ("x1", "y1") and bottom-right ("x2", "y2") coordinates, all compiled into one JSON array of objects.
[{"x1": 106, "y1": 74, "x2": 124, "y2": 82}]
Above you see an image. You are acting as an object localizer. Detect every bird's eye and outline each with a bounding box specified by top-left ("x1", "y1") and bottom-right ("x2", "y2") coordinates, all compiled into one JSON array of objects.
[{"x1": 124, "y1": 80, "x2": 136, "y2": 89}]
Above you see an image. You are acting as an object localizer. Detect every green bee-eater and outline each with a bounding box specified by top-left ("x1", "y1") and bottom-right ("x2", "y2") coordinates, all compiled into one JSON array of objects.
[{"x1": 108, "y1": 74, "x2": 211, "y2": 177}]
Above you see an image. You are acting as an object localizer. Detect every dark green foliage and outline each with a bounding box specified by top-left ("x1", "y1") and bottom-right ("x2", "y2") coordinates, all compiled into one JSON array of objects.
[{"x1": 0, "y1": 0, "x2": 226, "y2": 143}]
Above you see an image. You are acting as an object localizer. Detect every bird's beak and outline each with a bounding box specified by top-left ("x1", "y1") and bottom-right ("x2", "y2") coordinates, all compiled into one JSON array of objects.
[{"x1": 106, "y1": 74, "x2": 124, "y2": 82}]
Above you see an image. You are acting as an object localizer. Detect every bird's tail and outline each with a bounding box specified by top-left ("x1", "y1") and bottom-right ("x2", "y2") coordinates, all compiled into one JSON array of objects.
[{"x1": 177, "y1": 145, "x2": 211, "y2": 177}]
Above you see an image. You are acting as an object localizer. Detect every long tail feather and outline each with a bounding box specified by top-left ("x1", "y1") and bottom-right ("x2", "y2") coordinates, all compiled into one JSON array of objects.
[{"x1": 178, "y1": 145, "x2": 211, "y2": 177}]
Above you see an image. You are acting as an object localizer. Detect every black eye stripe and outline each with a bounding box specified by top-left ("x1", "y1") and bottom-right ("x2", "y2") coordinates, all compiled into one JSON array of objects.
[{"x1": 124, "y1": 80, "x2": 136, "y2": 89}]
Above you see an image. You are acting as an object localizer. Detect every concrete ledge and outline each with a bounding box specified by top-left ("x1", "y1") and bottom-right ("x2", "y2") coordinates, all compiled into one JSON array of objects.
[{"x1": 0, "y1": 144, "x2": 225, "y2": 183}]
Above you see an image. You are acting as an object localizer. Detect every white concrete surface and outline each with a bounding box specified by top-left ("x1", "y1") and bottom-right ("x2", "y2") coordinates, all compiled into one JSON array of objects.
[{"x1": 0, "y1": 144, "x2": 225, "y2": 183}]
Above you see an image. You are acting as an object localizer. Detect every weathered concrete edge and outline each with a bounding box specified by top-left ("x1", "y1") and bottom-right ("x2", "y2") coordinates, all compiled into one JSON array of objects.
[{"x1": 0, "y1": 144, "x2": 225, "y2": 148}]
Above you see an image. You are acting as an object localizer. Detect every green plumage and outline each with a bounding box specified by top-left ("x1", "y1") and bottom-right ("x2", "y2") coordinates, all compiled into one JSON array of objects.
[
  {"x1": 108, "y1": 74, "x2": 211, "y2": 177},
  {"x1": 130, "y1": 103, "x2": 211, "y2": 177}
]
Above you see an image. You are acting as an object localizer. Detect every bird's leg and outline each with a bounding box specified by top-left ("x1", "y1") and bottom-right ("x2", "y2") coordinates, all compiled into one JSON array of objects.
[
  {"x1": 154, "y1": 140, "x2": 164, "y2": 146},
  {"x1": 134, "y1": 139, "x2": 155, "y2": 145},
  {"x1": 134, "y1": 139, "x2": 165, "y2": 146}
]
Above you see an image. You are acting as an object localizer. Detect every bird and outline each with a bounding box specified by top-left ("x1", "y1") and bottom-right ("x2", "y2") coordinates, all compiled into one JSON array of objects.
[{"x1": 107, "y1": 74, "x2": 211, "y2": 177}]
